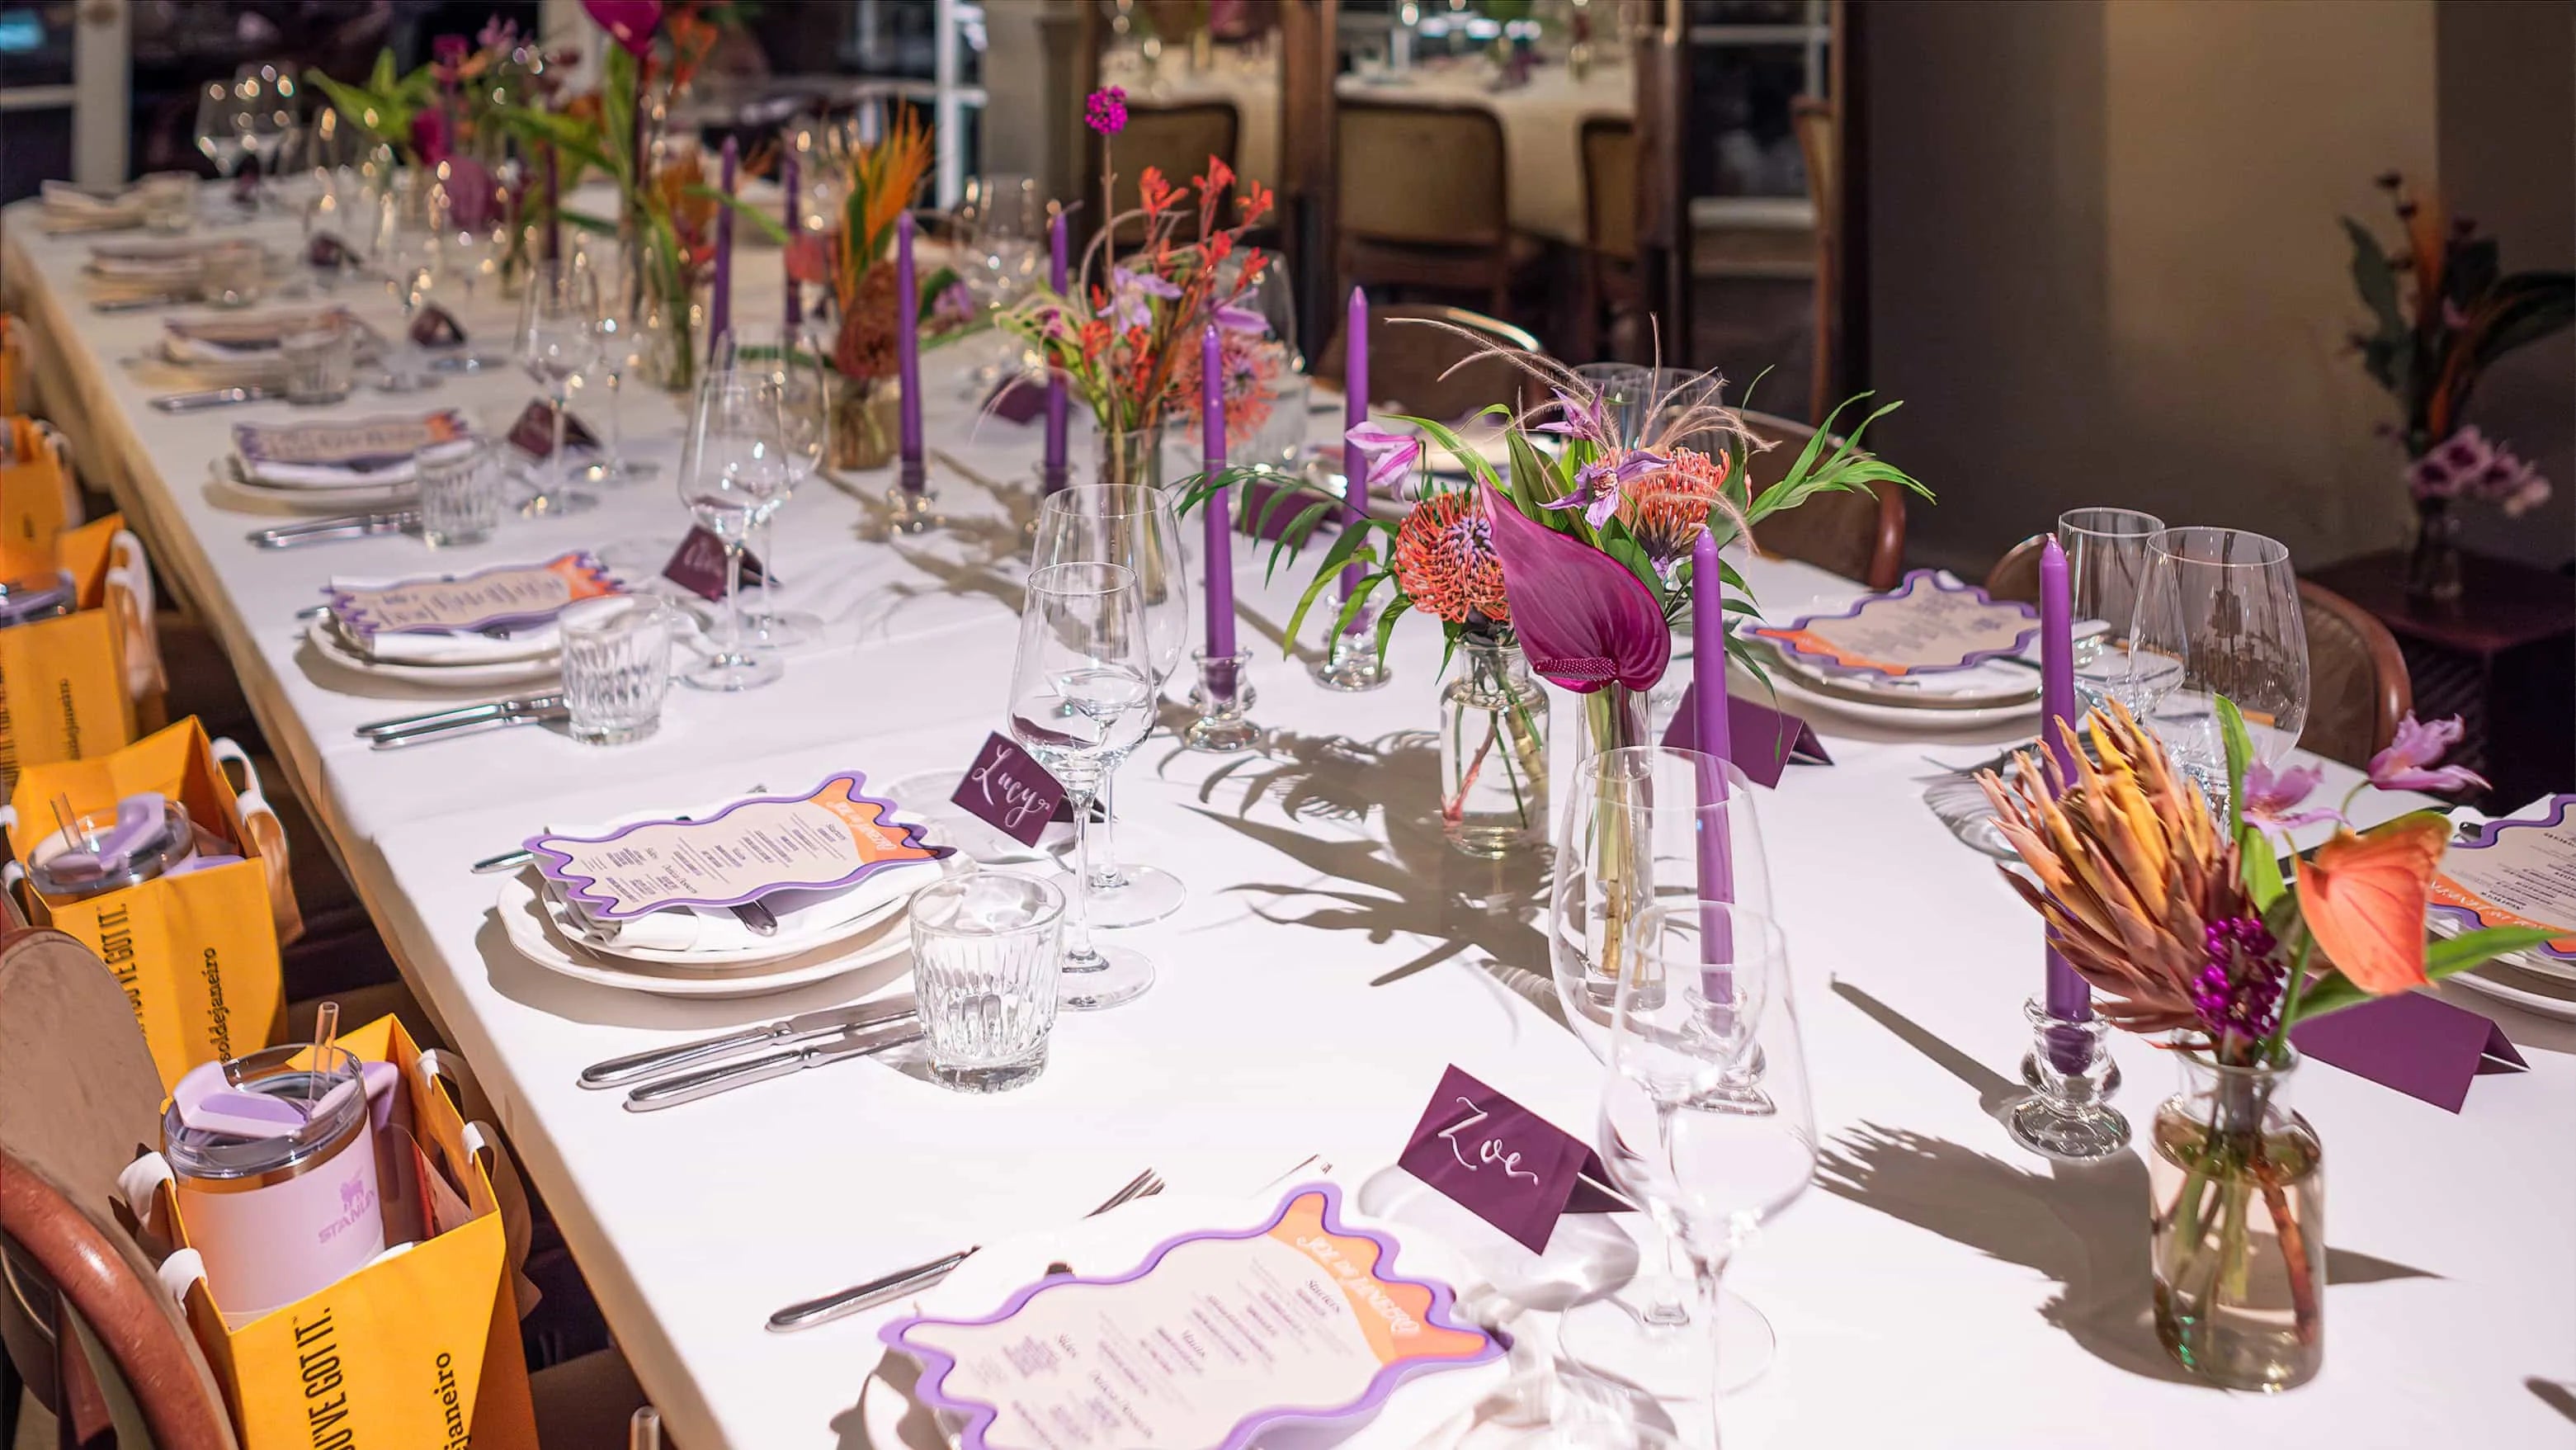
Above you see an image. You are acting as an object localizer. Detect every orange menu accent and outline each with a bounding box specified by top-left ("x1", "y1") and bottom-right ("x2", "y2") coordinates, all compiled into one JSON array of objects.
[{"x1": 1265, "y1": 1191, "x2": 1492, "y2": 1368}]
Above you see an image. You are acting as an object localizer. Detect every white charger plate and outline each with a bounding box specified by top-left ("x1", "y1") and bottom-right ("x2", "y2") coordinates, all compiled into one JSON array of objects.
[
  {"x1": 856, "y1": 1190, "x2": 1504, "y2": 1450},
  {"x1": 531, "y1": 875, "x2": 916, "y2": 968},
  {"x1": 211, "y1": 455, "x2": 418, "y2": 512},
  {"x1": 2447, "y1": 961, "x2": 2576, "y2": 1022},
  {"x1": 495, "y1": 872, "x2": 914, "y2": 999},
  {"x1": 304, "y1": 614, "x2": 562, "y2": 688},
  {"x1": 1753, "y1": 661, "x2": 2040, "y2": 733}
]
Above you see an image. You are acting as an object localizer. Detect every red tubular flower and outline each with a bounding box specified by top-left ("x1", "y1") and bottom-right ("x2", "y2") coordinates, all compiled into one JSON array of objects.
[{"x1": 1392, "y1": 491, "x2": 1510, "y2": 625}]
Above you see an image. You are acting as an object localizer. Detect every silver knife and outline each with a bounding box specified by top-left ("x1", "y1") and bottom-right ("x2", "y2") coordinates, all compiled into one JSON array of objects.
[
  {"x1": 252, "y1": 512, "x2": 418, "y2": 549},
  {"x1": 368, "y1": 707, "x2": 566, "y2": 749},
  {"x1": 623, "y1": 1017, "x2": 922, "y2": 1112},
  {"x1": 359, "y1": 693, "x2": 564, "y2": 739},
  {"x1": 578, "y1": 997, "x2": 919, "y2": 1089},
  {"x1": 157, "y1": 386, "x2": 274, "y2": 413},
  {"x1": 95, "y1": 292, "x2": 195, "y2": 314},
  {"x1": 767, "y1": 1250, "x2": 974, "y2": 1332}
]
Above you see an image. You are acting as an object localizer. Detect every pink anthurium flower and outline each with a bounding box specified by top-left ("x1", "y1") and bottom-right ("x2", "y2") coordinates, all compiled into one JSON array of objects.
[
  {"x1": 583, "y1": 0, "x2": 663, "y2": 56},
  {"x1": 2366, "y1": 713, "x2": 2491, "y2": 794},
  {"x1": 1482, "y1": 485, "x2": 1670, "y2": 692},
  {"x1": 1343, "y1": 423, "x2": 1422, "y2": 492}
]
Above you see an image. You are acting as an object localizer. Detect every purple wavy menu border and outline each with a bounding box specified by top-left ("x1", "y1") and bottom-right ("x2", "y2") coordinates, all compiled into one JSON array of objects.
[
  {"x1": 522, "y1": 771, "x2": 947, "y2": 921},
  {"x1": 321, "y1": 550, "x2": 620, "y2": 642},
  {"x1": 1744, "y1": 568, "x2": 2041, "y2": 678},
  {"x1": 882, "y1": 1183, "x2": 1503, "y2": 1450},
  {"x1": 2428, "y1": 794, "x2": 2576, "y2": 962}
]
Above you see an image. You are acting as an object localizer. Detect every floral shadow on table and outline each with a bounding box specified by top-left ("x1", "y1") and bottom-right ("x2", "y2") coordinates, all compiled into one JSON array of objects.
[{"x1": 1819, "y1": 980, "x2": 2435, "y2": 1386}]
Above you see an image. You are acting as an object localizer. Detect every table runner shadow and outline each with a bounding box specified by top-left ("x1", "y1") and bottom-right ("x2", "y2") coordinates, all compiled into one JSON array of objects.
[{"x1": 1820, "y1": 980, "x2": 2435, "y2": 1386}]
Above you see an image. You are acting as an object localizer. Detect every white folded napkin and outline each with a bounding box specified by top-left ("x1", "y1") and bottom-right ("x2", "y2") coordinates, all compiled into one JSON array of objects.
[
  {"x1": 240, "y1": 456, "x2": 419, "y2": 489},
  {"x1": 333, "y1": 616, "x2": 559, "y2": 665},
  {"x1": 544, "y1": 857, "x2": 935, "y2": 956}
]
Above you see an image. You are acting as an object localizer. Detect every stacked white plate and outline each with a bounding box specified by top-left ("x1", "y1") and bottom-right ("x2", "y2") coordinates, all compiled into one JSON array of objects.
[
  {"x1": 155, "y1": 307, "x2": 382, "y2": 387},
  {"x1": 1734, "y1": 574, "x2": 2105, "y2": 733},
  {"x1": 217, "y1": 411, "x2": 466, "y2": 511},
  {"x1": 2429, "y1": 801, "x2": 2576, "y2": 1022},
  {"x1": 304, "y1": 609, "x2": 562, "y2": 687}
]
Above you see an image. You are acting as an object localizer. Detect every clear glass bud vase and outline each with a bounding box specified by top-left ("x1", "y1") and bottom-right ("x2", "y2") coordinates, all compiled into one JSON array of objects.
[
  {"x1": 2150, "y1": 1046, "x2": 2325, "y2": 1391},
  {"x1": 1438, "y1": 632, "x2": 1550, "y2": 858}
]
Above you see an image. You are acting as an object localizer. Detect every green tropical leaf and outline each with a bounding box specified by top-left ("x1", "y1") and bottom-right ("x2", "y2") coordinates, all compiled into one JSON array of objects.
[
  {"x1": 2215, "y1": 694, "x2": 2251, "y2": 838},
  {"x1": 1401, "y1": 413, "x2": 1501, "y2": 492},
  {"x1": 2288, "y1": 926, "x2": 2559, "y2": 1024}
]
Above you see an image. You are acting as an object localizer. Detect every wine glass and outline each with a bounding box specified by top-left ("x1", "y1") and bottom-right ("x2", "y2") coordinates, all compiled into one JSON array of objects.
[
  {"x1": 2058, "y1": 507, "x2": 2168, "y2": 714},
  {"x1": 1548, "y1": 745, "x2": 1774, "y2": 1388},
  {"x1": 736, "y1": 325, "x2": 830, "y2": 649},
  {"x1": 1008, "y1": 563, "x2": 1160, "y2": 1009},
  {"x1": 962, "y1": 173, "x2": 1045, "y2": 296},
  {"x1": 515, "y1": 259, "x2": 602, "y2": 517},
  {"x1": 193, "y1": 79, "x2": 252, "y2": 205},
  {"x1": 1234, "y1": 260, "x2": 1309, "y2": 475},
  {"x1": 2127, "y1": 527, "x2": 2309, "y2": 808},
  {"x1": 233, "y1": 64, "x2": 297, "y2": 204},
  {"x1": 677, "y1": 370, "x2": 792, "y2": 692},
  {"x1": 1599, "y1": 899, "x2": 1816, "y2": 1449},
  {"x1": 1033, "y1": 484, "x2": 1193, "y2": 928},
  {"x1": 577, "y1": 240, "x2": 663, "y2": 488}
]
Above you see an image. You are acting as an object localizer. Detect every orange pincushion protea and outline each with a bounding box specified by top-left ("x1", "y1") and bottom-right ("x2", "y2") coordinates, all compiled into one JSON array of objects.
[
  {"x1": 1621, "y1": 446, "x2": 1733, "y2": 564},
  {"x1": 1393, "y1": 490, "x2": 1509, "y2": 625}
]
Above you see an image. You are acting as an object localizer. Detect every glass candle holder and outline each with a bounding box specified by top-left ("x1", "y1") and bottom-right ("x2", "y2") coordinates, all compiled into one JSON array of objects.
[
  {"x1": 1184, "y1": 648, "x2": 1258, "y2": 753},
  {"x1": 559, "y1": 595, "x2": 677, "y2": 745},
  {"x1": 414, "y1": 437, "x2": 504, "y2": 547},
  {"x1": 2007, "y1": 997, "x2": 2130, "y2": 1161},
  {"x1": 1309, "y1": 615, "x2": 1391, "y2": 692}
]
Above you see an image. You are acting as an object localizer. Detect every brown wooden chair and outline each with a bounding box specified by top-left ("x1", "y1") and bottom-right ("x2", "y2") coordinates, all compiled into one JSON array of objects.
[
  {"x1": 1577, "y1": 116, "x2": 1638, "y2": 361},
  {"x1": 1984, "y1": 534, "x2": 2045, "y2": 604},
  {"x1": 1310, "y1": 305, "x2": 1544, "y2": 423},
  {"x1": 1790, "y1": 97, "x2": 1838, "y2": 423},
  {"x1": 2298, "y1": 578, "x2": 2412, "y2": 768},
  {"x1": 1740, "y1": 409, "x2": 1907, "y2": 589},
  {"x1": 1111, "y1": 100, "x2": 1241, "y2": 244},
  {"x1": 1335, "y1": 101, "x2": 1545, "y2": 322}
]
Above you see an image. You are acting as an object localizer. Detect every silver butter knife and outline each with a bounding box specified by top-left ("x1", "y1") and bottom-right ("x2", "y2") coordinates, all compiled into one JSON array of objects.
[
  {"x1": 578, "y1": 997, "x2": 919, "y2": 1089},
  {"x1": 369, "y1": 707, "x2": 566, "y2": 749},
  {"x1": 156, "y1": 386, "x2": 274, "y2": 413},
  {"x1": 360, "y1": 694, "x2": 564, "y2": 740},
  {"x1": 252, "y1": 512, "x2": 418, "y2": 549},
  {"x1": 624, "y1": 1017, "x2": 922, "y2": 1112}
]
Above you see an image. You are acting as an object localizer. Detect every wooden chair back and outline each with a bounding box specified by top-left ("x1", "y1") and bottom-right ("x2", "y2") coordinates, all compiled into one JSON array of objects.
[
  {"x1": 1310, "y1": 305, "x2": 1542, "y2": 423},
  {"x1": 2298, "y1": 579, "x2": 2412, "y2": 768},
  {"x1": 1112, "y1": 100, "x2": 1241, "y2": 243},
  {"x1": 1739, "y1": 409, "x2": 1907, "y2": 589},
  {"x1": 1580, "y1": 117, "x2": 1636, "y2": 262},
  {"x1": 1335, "y1": 102, "x2": 1510, "y2": 247},
  {"x1": 1984, "y1": 535, "x2": 2045, "y2": 604},
  {"x1": 1791, "y1": 97, "x2": 1838, "y2": 423}
]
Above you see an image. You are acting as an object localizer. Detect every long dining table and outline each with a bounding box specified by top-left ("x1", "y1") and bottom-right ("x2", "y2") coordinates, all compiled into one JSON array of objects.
[{"x1": 4, "y1": 192, "x2": 2571, "y2": 1449}]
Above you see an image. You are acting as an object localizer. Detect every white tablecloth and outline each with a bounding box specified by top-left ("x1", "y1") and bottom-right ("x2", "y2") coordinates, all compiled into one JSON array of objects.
[{"x1": 4, "y1": 192, "x2": 2571, "y2": 1450}]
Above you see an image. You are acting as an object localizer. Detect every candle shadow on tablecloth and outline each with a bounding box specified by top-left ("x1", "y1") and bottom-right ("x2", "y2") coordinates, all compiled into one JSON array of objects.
[
  {"x1": 1158, "y1": 723, "x2": 1562, "y2": 1027},
  {"x1": 1819, "y1": 980, "x2": 2436, "y2": 1387},
  {"x1": 2528, "y1": 1377, "x2": 2576, "y2": 1424}
]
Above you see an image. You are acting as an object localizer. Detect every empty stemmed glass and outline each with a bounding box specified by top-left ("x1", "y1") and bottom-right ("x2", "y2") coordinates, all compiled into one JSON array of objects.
[
  {"x1": 737, "y1": 325, "x2": 830, "y2": 649},
  {"x1": 1007, "y1": 563, "x2": 1160, "y2": 1009},
  {"x1": 514, "y1": 260, "x2": 602, "y2": 517},
  {"x1": 677, "y1": 369, "x2": 791, "y2": 692},
  {"x1": 2058, "y1": 507, "x2": 2168, "y2": 713},
  {"x1": 1032, "y1": 484, "x2": 1192, "y2": 928},
  {"x1": 232, "y1": 64, "x2": 298, "y2": 206},
  {"x1": 2127, "y1": 526, "x2": 2309, "y2": 808},
  {"x1": 193, "y1": 80, "x2": 252, "y2": 211},
  {"x1": 1600, "y1": 899, "x2": 1816, "y2": 1449},
  {"x1": 957, "y1": 173, "x2": 1045, "y2": 393},
  {"x1": 577, "y1": 243, "x2": 662, "y2": 488}
]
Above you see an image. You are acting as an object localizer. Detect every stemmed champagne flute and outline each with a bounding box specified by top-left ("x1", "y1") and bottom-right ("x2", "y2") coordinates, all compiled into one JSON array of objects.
[
  {"x1": 738, "y1": 325, "x2": 829, "y2": 649},
  {"x1": 1007, "y1": 563, "x2": 1160, "y2": 1009},
  {"x1": 1548, "y1": 746, "x2": 1776, "y2": 1389},
  {"x1": 1600, "y1": 899, "x2": 1816, "y2": 1449},
  {"x1": 1032, "y1": 484, "x2": 1192, "y2": 928},
  {"x1": 2058, "y1": 507, "x2": 2168, "y2": 713},
  {"x1": 2126, "y1": 527, "x2": 2309, "y2": 808},
  {"x1": 677, "y1": 370, "x2": 791, "y2": 692},
  {"x1": 515, "y1": 260, "x2": 602, "y2": 517}
]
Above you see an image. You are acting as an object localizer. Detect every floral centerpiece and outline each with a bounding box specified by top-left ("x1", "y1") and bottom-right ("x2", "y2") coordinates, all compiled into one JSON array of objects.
[
  {"x1": 997, "y1": 87, "x2": 1275, "y2": 489},
  {"x1": 2343, "y1": 172, "x2": 2572, "y2": 605},
  {"x1": 1978, "y1": 700, "x2": 2546, "y2": 1388}
]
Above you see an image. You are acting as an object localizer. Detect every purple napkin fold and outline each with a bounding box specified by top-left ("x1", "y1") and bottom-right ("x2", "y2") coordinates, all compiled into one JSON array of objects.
[
  {"x1": 2289, "y1": 991, "x2": 2525, "y2": 1113},
  {"x1": 1660, "y1": 682, "x2": 1832, "y2": 788}
]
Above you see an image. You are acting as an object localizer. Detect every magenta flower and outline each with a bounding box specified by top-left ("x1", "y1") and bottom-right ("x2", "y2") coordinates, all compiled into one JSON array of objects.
[
  {"x1": 1482, "y1": 485, "x2": 1670, "y2": 692},
  {"x1": 1541, "y1": 448, "x2": 1667, "y2": 531},
  {"x1": 410, "y1": 108, "x2": 451, "y2": 167},
  {"x1": 582, "y1": 0, "x2": 663, "y2": 57},
  {"x1": 2366, "y1": 713, "x2": 2491, "y2": 794},
  {"x1": 2242, "y1": 758, "x2": 2338, "y2": 829},
  {"x1": 1344, "y1": 423, "x2": 1422, "y2": 494},
  {"x1": 432, "y1": 35, "x2": 469, "y2": 84},
  {"x1": 1085, "y1": 87, "x2": 1130, "y2": 136}
]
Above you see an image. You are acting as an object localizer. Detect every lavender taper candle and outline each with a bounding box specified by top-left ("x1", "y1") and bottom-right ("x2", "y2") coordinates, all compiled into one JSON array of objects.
[
  {"x1": 1691, "y1": 529, "x2": 1737, "y2": 973},
  {"x1": 1043, "y1": 209, "x2": 1069, "y2": 488},
  {"x1": 782, "y1": 151, "x2": 801, "y2": 331},
  {"x1": 895, "y1": 211, "x2": 923, "y2": 486},
  {"x1": 2040, "y1": 536, "x2": 2092, "y2": 1026},
  {"x1": 709, "y1": 137, "x2": 736, "y2": 364},
  {"x1": 1339, "y1": 286, "x2": 1368, "y2": 620},
  {"x1": 1202, "y1": 324, "x2": 1238, "y2": 658}
]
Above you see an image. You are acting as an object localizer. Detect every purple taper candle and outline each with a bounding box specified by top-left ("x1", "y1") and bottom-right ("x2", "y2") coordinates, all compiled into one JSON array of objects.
[
  {"x1": 541, "y1": 145, "x2": 560, "y2": 262},
  {"x1": 1339, "y1": 285, "x2": 1369, "y2": 618},
  {"x1": 1043, "y1": 209, "x2": 1069, "y2": 487},
  {"x1": 895, "y1": 211, "x2": 923, "y2": 483},
  {"x1": 1202, "y1": 324, "x2": 1238, "y2": 657},
  {"x1": 1691, "y1": 529, "x2": 1737, "y2": 980},
  {"x1": 782, "y1": 151, "x2": 801, "y2": 331},
  {"x1": 710, "y1": 137, "x2": 737, "y2": 364},
  {"x1": 2040, "y1": 536, "x2": 2092, "y2": 1026}
]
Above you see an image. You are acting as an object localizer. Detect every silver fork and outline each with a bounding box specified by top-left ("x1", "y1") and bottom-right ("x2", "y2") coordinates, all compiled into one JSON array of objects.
[{"x1": 767, "y1": 1169, "x2": 1166, "y2": 1332}]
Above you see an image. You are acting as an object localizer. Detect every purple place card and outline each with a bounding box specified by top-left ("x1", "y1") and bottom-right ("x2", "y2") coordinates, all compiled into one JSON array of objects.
[
  {"x1": 1660, "y1": 682, "x2": 1832, "y2": 788},
  {"x1": 981, "y1": 375, "x2": 1045, "y2": 425},
  {"x1": 659, "y1": 526, "x2": 766, "y2": 601},
  {"x1": 507, "y1": 399, "x2": 600, "y2": 460},
  {"x1": 2289, "y1": 991, "x2": 2526, "y2": 1114},
  {"x1": 1397, "y1": 1065, "x2": 1624, "y2": 1254},
  {"x1": 408, "y1": 304, "x2": 467, "y2": 349},
  {"x1": 951, "y1": 734, "x2": 1066, "y2": 848}
]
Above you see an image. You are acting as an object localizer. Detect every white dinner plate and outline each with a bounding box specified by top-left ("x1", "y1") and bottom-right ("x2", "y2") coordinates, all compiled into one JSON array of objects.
[
  {"x1": 304, "y1": 614, "x2": 563, "y2": 688},
  {"x1": 531, "y1": 876, "x2": 915, "y2": 968},
  {"x1": 1763, "y1": 646, "x2": 2041, "y2": 711},
  {"x1": 210, "y1": 456, "x2": 418, "y2": 512},
  {"x1": 495, "y1": 873, "x2": 915, "y2": 999},
  {"x1": 856, "y1": 1190, "x2": 1504, "y2": 1450},
  {"x1": 2446, "y1": 960, "x2": 2576, "y2": 1022},
  {"x1": 1749, "y1": 661, "x2": 2040, "y2": 733}
]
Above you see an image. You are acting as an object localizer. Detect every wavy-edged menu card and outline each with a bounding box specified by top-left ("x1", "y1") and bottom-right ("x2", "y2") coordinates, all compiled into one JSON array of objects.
[
  {"x1": 2429, "y1": 795, "x2": 2576, "y2": 969},
  {"x1": 1744, "y1": 569, "x2": 2039, "y2": 679},
  {"x1": 234, "y1": 410, "x2": 470, "y2": 472},
  {"x1": 526, "y1": 772, "x2": 949, "y2": 923},
  {"x1": 323, "y1": 551, "x2": 621, "y2": 642},
  {"x1": 884, "y1": 1184, "x2": 1501, "y2": 1450}
]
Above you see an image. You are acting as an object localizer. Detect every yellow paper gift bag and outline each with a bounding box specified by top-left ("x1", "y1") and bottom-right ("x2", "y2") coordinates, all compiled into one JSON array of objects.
[
  {"x1": 4, "y1": 718, "x2": 290, "y2": 1086},
  {"x1": 0, "y1": 416, "x2": 74, "y2": 581},
  {"x1": 0, "y1": 513, "x2": 165, "y2": 784},
  {"x1": 0, "y1": 319, "x2": 24, "y2": 415},
  {"x1": 154, "y1": 1017, "x2": 541, "y2": 1450}
]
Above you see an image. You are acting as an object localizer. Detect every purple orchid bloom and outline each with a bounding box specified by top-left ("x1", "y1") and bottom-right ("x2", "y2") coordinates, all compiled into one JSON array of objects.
[
  {"x1": 1106, "y1": 267, "x2": 1181, "y2": 330},
  {"x1": 2242, "y1": 759, "x2": 2339, "y2": 830},
  {"x1": 1540, "y1": 448, "x2": 1667, "y2": 531},
  {"x1": 410, "y1": 108, "x2": 451, "y2": 168},
  {"x1": 1536, "y1": 386, "x2": 1614, "y2": 445},
  {"x1": 1482, "y1": 485, "x2": 1670, "y2": 693},
  {"x1": 1213, "y1": 302, "x2": 1266, "y2": 333},
  {"x1": 2366, "y1": 713, "x2": 2491, "y2": 794},
  {"x1": 582, "y1": 0, "x2": 663, "y2": 57},
  {"x1": 1343, "y1": 423, "x2": 1421, "y2": 493}
]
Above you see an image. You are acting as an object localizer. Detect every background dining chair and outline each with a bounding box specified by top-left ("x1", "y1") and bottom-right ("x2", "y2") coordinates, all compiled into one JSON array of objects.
[
  {"x1": 1334, "y1": 102, "x2": 1545, "y2": 326},
  {"x1": 1983, "y1": 534, "x2": 2045, "y2": 605},
  {"x1": 1578, "y1": 116, "x2": 1639, "y2": 362},
  {"x1": 1310, "y1": 304, "x2": 1543, "y2": 423},
  {"x1": 1791, "y1": 97, "x2": 1839, "y2": 424},
  {"x1": 1111, "y1": 100, "x2": 1241, "y2": 246},
  {"x1": 1740, "y1": 409, "x2": 1908, "y2": 589}
]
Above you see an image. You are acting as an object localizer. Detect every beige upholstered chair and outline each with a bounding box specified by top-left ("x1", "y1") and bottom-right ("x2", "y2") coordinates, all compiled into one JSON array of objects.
[
  {"x1": 1578, "y1": 116, "x2": 1638, "y2": 361},
  {"x1": 1310, "y1": 305, "x2": 1543, "y2": 423},
  {"x1": 1111, "y1": 100, "x2": 1241, "y2": 243},
  {"x1": 1740, "y1": 409, "x2": 1908, "y2": 589},
  {"x1": 1335, "y1": 101, "x2": 1545, "y2": 319}
]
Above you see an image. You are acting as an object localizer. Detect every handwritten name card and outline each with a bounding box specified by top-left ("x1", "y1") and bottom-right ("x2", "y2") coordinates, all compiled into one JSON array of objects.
[
  {"x1": 1397, "y1": 1065, "x2": 1623, "y2": 1253},
  {"x1": 659, "y1": 526, "x2": 766, "y2": 601},
  {"x1": 950, "y1": 734, "x2": 1066, "y2": 848}
]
